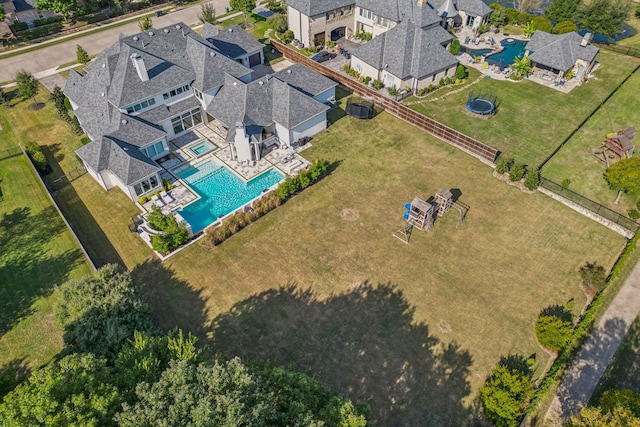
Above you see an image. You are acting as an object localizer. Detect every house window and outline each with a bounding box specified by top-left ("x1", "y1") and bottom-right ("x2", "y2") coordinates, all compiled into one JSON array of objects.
[
  {"x1": 326, "y1": 12, "x2": 330, "y2": 20},
  {"x1": 140, "y1": 140, "x2": 165, "y2": 158},
  {"x1": 133, "y1": 175, "x2": 161, "y2": 196},
  {"x1": 171, "y1": 108, "x2": 201, "y2": 134},
  {"x1": 125, "y1": 97, "x2": 156, "y2": 114},
  {"x1": 162, "y1": 84, "x2": 191, "y2": 100}
]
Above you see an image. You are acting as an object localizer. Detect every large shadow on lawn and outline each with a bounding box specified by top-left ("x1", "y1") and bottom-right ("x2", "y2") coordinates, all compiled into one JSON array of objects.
[
  {"x1": 132, "y1": 259, "x2": 212, "y2": 341},
  {"x1": 0, "y1": 206, "x2": 85, "y2": 336},
  {"x1": 211, "y1": 282, "x2": 474, "y2": 426}
]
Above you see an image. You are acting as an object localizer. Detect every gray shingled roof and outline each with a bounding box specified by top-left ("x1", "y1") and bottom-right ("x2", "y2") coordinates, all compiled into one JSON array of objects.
[
  {"x1": 137, "y1": 96, "x2": 201, "y2": 125},
  {"x1": 201, "y1": 23, "x2": 264, "y2": 59},
  {"x1": 186, "y1": 36, "x2": 252, "y2": 92},
  {"x1": 272, "y1": 63, "x2": 337, "y2": 97},
  {"x1": 526, "y1": 30, "x2": 599, "y2": 72},
  {"x1": 430, "y1": 0, "x2": 491, "y2": 18},
  {"x1": 207, "y1": 73, "x2": 328, "y2": 135},
  {"x1": 107, "y1": 115, "x2": 166, "y2": 148},
  {"x1": 76, "y1": 136, "x2": 160, "y2": 186},
  {"x1": 355, "y1": 0, "x2": 441, "y2": 26},
  {"x1": 287, "y1": 0, "x2": 355, "y2": 16},
  {"x1": 352, "y1": 20, "x2": 457, "y2": 80}
]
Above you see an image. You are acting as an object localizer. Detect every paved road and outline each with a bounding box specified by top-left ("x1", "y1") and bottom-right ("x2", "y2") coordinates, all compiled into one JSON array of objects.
[
  {"x1": 544, "y1": 258, "x2": 640, "y2": 425},
  {"x1": 0, "y1": 1, "x2": 230, "y2": 82}
]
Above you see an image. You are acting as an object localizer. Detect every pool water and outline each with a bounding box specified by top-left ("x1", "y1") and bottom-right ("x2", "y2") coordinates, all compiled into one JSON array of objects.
[
  {"x1": 471, "y1": 39, "x2": 527, "y2": 67},
  {"x1": 175, "y1": 160, "x2": 284, "y2": 233},
  {"x1": 188, "y1": 140, "x2": 216, "y2": 156}
]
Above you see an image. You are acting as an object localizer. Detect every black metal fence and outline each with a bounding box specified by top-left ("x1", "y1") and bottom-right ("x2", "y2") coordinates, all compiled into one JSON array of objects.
[
  {"x1": 45, "y1": 165, "x2": 87, "y2": 192},
  {"x1": 594, "y1": 43, "x2": 640, "y2": 59},
  {"x1": 540, "y1": 177, "x2": 639, "y2": 232},
  {"x1": 0, "y1": 147, "x2": 22, "y2": 161}
]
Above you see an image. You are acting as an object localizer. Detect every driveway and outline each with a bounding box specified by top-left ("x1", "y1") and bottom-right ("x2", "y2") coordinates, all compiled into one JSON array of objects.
[{"x1": 0, "y1": 1, "x2": 229, "y2": 82}]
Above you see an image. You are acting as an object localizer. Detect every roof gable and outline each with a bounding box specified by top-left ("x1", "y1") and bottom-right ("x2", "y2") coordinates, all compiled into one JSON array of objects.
[
  {"x1": 526, "y1": 30, "x2": 599, "y2": 72},
  {"x1": 203, "y1": 24, "x2": 264, "y2": 59}
]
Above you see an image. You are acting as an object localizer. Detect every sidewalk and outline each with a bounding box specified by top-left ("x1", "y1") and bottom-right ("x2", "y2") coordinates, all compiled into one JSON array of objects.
[{"x1": 544, "y1": 258, "x2": 640, "y2": 425}]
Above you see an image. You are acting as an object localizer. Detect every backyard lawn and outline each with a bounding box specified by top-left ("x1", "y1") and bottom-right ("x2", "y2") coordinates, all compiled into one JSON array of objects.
[
  {"x1": 123, "y1": 111, "x2": 622, "y2": 425},
  {"x1": 406, "y1": 50, "x2": 640, "y2": 168},
  {"x1": 542, "y1": 67, "x2": 640, "y2": 216}
]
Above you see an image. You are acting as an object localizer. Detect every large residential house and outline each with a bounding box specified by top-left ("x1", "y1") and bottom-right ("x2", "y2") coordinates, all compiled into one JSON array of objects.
[
  {"x1": 287, "y1": 0, "x2": 491, "y2": 48},
  {"x1": 287, "y1": 0, "x2": 491, "y2": 91},
  {"x1": 65, "y1": 22, "x2": 335, "y2": 202},
  {"x1": 525, "y1": 30, "x2": 600, "y2": 82}
]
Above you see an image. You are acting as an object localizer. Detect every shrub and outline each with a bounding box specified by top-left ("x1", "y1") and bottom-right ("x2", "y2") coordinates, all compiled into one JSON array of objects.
[
  {"x1": 629, "y1": 209, "x2": 640, "y2": 220},
  {"x1": 449, "y1": 39, "x2": 461, "y2": 55},
  {"x1": 31, "y1": 151, "x2": 48, "y2": 171},
  {"x1": 282, "y1": 29, "x2": 294, "y2": 44},
  {"x1": 355, "y1": 29, "x2": 372, "y2": 41},
  {"x1": 553, "y1": 20, "x2": 578, "y2": 34},
  {"x1": 146, "y1": 207, "x2": 190, "y2": 253},
  {"x1": 10, "y1": 22, "x2": 28, "y2": 32},
  {"x1": 480, "y1": 358, "x2": 533, "y2": 427},
  {"x1": 325, "y1": 39, "x2": 335, "y2": 48},
  {"x1": 509, "y1": 162, "x2": 526, "y2": 181},
  {"x1": 387, "y1": 85, "x2": 398, "y2": 96},
  {"x1": 266, "y1": 13, "x2": 287, "y2": 33},
  {"x1": 524, "y1": 169, "x2": 540, "y2": 190},
  {"x1": 76, "y1": 45, "x2": 90, "y2": 64},
  {"x1": 579, "y1": 262, "x2": 606, "y2": 294},
  {"x1": 495, "y1": 156, "x2": 512, "y2": 174},
  {"x1": 455, "y1": 64, "x2": 467, "y2": 80},
  {"x1": 561, "y1": 178, "x2": 571, "y2": 188},
  {"x1": 532, "y1": 16, "x2": 553, "y2": 33},
  {"x1": 163, "y1": 178, "x2": 173, "y2": 191},
  {"x1": 371, "y1": 79, "x2": 383, "y2": 90},
  {"x1": 535, "y1": 311, "x2": 573, "y2": 352},
  {"x1": 363, "y1": 76, "x2": 371, "y2": 85},
  {"x1": 24, "y1": 141, "x2": 41, "y2": 156}
]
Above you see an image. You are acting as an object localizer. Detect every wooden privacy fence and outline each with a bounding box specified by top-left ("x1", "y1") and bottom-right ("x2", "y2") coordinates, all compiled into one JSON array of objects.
[{"x1": 270, "y1": 40, "x2": 499, "y2": 164}]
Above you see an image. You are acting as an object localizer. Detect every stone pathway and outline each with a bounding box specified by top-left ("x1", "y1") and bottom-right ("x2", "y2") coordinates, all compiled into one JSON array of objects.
[
  {"x1": 404, "y1": 74, "x2": 484, "y2": 105},
  {"x1": 544, "y1": 258, "x2": 640, "y2": 425}
]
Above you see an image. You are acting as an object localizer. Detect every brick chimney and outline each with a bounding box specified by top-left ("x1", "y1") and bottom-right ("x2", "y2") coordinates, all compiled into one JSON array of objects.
[{"x1": 130, "y1": 53, "x2": 149, "y2": 82}]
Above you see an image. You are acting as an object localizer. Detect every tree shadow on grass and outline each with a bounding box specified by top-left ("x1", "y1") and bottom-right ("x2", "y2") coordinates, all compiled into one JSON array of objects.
[
  {"x1": 0, "y1": 358, "x2": 30, "y2": 398},
  {"x1": 211, "y1": 282, "x2": 474, "y2": 426},
  {"x1": 0, "y1": 206, "x2": 85, "y2": 336},
  {"x1": 131, "y1": 259, "x2": 212, "y2": 342}
]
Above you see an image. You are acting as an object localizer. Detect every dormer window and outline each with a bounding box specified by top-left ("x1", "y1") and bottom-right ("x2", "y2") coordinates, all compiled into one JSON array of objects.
[
  {"x1": 125, "y1": 97, "x2": 156, "y2": 114},
  {"x1": 163, "y1": 84, "x2": 191, "y2": 100}
]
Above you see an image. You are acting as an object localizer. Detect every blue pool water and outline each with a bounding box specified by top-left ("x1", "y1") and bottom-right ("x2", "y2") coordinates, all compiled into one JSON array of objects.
[
  {"x1": 188, "y1": 140, "x2": 216, "y2": 156},
  {"x1": 175, "y1": 160, "x2": 284, "y2": 233},
  {"x1": 471, "y1": 39, "x2": 527, "y2": 67}
]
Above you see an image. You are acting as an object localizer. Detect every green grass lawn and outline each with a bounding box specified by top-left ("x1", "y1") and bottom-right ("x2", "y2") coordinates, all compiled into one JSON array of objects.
[
  {"x1": 219, "y1": 13, "x2": 269, "y2": 42},
  {"x1": 406, "y1": 50, "x2": 640, "y2": 168},
  {"x1": 103, "y1": 109, "x2": 620, "y2": 425},
  {"x1": 542, "y1": 67, "x2": 640, "y2": 216},
  {"x1": 0, "y1": 91, "x2": 93, "y2": 370},
  {"x1": 618, "y1": 16, "x2": 640, "y2": 50}
]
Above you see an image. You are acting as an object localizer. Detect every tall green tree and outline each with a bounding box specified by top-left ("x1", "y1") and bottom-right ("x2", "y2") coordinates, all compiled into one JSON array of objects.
[
  {"x1": 35, "y1": 0, "x2": 77, "y2": 20},
  {"x1": 575, "y1": 0, "x2": 634, "y2": 39},
  {"x1": 545, "y1": 0, "x2": 582, "y2": 23},
  {"x1": 198, "y1": 2, "x2": 216, "y2": 25},
  {"x1": 230, "y1": 0, "x2": 256, "y2": 28},
  {"x1": 0, "y1": 354, "x2": 122, "y2": 426},
  {"x1": 0, "y1": 4, "x2": 5, "y2": 22},
  {"x1": 567, "y1": 406, "x2": 640, "y2": 426},
  {"x1": 480, "y1": 360, "x2": 533, "y2": 427},
  {"x1": 604, "y1": 157, "x2": 640, "y2": 204},
  {"x1": 138, "y1": 15, "x2": 153, "y2": 31},
  {"x1": 76, "y1": 44, "x2": 90, "y2": 64},
  {"x1": 266, "y1": 13, "x2": 287, "y2": 33},
  {"x1": 15, "y1": 71, "x2": 39, "y2": 108},
  {"x1": 55, "y1": 264, "x2": 154, "y2": 360}
]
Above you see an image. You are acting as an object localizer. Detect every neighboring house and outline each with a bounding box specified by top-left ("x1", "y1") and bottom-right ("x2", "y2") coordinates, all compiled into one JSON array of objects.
[
  {"x1": 525, "y1": 30, "x2": 600, "y2": 82},
  {"x1": 4, "y1": 0, "x2": 57, "y2": 25},
  {"x1": 201, "y1": 23, "x2": 265, "y2": 68},
  {"x1": 351, "y1": 20, "x2": 458, "y2": 90},
  {"x1": 287, "y1": 0, "x2": 490, "y2": 48},
  {"x1": 65, "y1": 22, "x2": 334, "y2": 201}
]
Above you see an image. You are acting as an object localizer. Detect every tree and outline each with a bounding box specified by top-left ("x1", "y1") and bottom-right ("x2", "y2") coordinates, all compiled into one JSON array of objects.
[
  {"x1": 567, "y1": 406, "x2": 640, "y2": 426},
  {"x1": 0, "y1": 4, "x2": 5, "y2": 22},
  {"x1": 455, "y1": 64, "x2": 466, "y2": 80},
  {"x1": 523, "y1": 21, "x2": 536, "y2": 38},
  {"x1": 35, "y1": 0, "x2": 77, "y2": 20},
  {"x1": 450, "y1": 38, "x2": 461, "y2": 55},
  {"x1": 545, "y1": 0, "x2": 581, "y2": 23},
  {"x1": 49, "y1": 85, "x2": 66, "y2": 112},
  {"x1": 0, "y1": 354, "x2": 122, "y2": 426},
  {"x1": 116, "y1": 358, "x2": 367, "y2": 426},
  {"x1": 55, "y1": 264, "x2": 154, "y2": 360},
  {"x1": 532, "y1": 16, "x2": 553, "y2": 33},
  {"x1": 0, "y1": 87, "x2": 8, "y2": 107},
  {"x1": 490, "y1": 6, "x2": 508, "y2": 27},
  {"x1": 230, "y1": 0, "x2": 256, "y2": 28},
  {"x1": 76, "y1": 44, "x2": 90, "y2": 64},
  {"x1": 266, "y1": 13, "x2": 287, "y2": 33},
  {"x1": 510, "y1": 55, "x2": 532, "y2": 77},
  {"x1": 523, "y1": 168, "x2": 540, "y2": 190},
  {"x1": 553, "y1": 20, "x2": 579, "y2": 34},
  {"x1": 198, "y1": 2, "x2": 216, "y2": 25},
  {"x1": 604, "y1": 157, "x2": 640, "y2": 204},
  {"x1": 599, "y1": 389, "x2": 640, "y2": 416},
  {"x1": 575, "y1": 0, "x2": 634, "y2": 40},
  {"x1": 535, "y1": 314, "x2": 573, "y2": 351},
  {"x1": 15, "y1": 71, "x2": 39, "y2": 108},
  {"x1": 138, "y1": 15, "x2": 153, "y2": 31},
  {"x1": 514, "y1": 0, "x2": 542, "y2": 13},
  {"x1": 480, "y1": 361, "x2": 533, "y2": 427}
]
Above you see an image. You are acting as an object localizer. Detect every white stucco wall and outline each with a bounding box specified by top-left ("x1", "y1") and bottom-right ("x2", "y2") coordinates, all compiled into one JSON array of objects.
[
  {"x1": 288, "y1": 7, "x2": 306, "y2": 45},
  {"x1": 275, "y1": 122, "x2": 291, "y2": 145},
  {"x1": 290, "y1": 111, "x2": 327, "y2": 143},
  {"x1": 351, "y1": 56, "x2": 380, "y2": 82},
  {"x1": 84, "y1": 162, "x2": 107, "y2": 190}
]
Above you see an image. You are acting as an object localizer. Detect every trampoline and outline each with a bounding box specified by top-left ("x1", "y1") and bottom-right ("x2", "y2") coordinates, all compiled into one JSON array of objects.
[
  {"x1": 466, "y1": 90, "x2": 497, "y2": 117},
  {"x1": 346, "y1": 98, "x2": 374, "y2": 119}
]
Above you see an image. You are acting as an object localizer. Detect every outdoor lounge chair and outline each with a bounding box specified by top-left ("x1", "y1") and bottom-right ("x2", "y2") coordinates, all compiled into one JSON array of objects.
[
  {"x1": 151, "y1": 194, "x2": 165, "y2": 207},
  {"x1": 160, "y1": 190, "x2": 174, "y2": 204}
]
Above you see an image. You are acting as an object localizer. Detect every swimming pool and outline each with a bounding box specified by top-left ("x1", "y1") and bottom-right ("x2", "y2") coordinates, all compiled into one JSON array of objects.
[
  {"x1": 187, "y1": 140, "x2": 216, "y2": 157},
  {"x1": 175, "y1": 160, "x2": 284, "y2": 233},
  {"x1": 470, "y1": 39, "x2": 527, "y2": 67}
]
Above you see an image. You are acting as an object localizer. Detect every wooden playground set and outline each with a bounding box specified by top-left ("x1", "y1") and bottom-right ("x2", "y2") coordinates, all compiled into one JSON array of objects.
[
  {"x1": 394, "y1": 189, "x2": 469, "y2": 244},
  {"x1": 590, "y1": 126, "x2": 636, "y2": 167}
]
